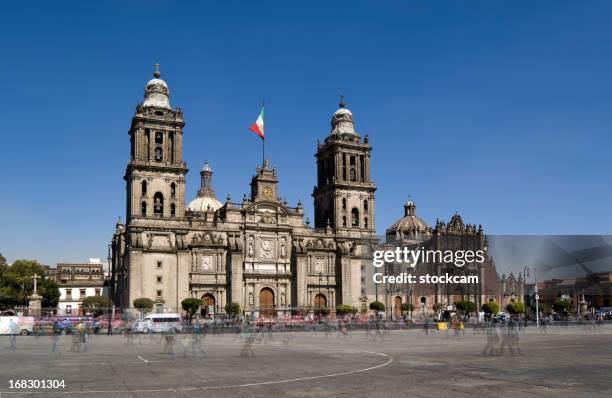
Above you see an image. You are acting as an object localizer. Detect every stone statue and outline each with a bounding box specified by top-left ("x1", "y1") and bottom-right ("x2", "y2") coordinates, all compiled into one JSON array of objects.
[
  {"x1": 247, "y1": 237, "x2": 254, "y2": 257},
  {"x1": 154, "y1": 197, "x2": 163, "y2": 212},
  {"x1": 280, "y1": 238, "x2": 286, "y2": 259}
]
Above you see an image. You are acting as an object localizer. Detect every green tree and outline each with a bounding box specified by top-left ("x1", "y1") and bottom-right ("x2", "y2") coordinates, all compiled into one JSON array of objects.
[
  {"x1": 225, "y1": 302, "x2": 241, "y2": 317},
  {"x1": 369, "y1": 301, "x2": 385, "y2": 312},
  {"x1": 506, "y1": 302, "x2": 525, "y2": 315},
  {"x1": 82, "y1": 296, "x2": 113, "y2": 316},
  {"x1": 133, "y1": 297, "x2": 153, "y2": 312},
  {"x1": 39, "y1": 278, "x2": 60, "y2": 308},
  {"x1": 553, "y1": 299, "x2": 572, "y2": 314},
  {"x1": 482, "y1": 302, "x2": 499, "y2": 315},
  {"x1": 336, "y1": 304, "x2": 355, "y2": 315},
  {"x1": 181, "y1": 298, "x2": 201, "y2": 322},
  {"x1": 531, "y1": 302, "x2": 548, "y2": 314},
  {"x1": 455, "y1": 300, "x2": 477, "y2": 314},
  {"x1": 401, "y1": 303, "x2": 415, "y2": 313},
  {"x1": 0, "y1": 259, "x2": 59, "y2": 310}
]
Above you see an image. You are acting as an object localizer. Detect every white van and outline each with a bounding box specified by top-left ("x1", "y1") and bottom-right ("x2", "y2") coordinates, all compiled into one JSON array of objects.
[
  {"x1": 0, "y1": 316, "x2": 34, "y2": 335},
  {"x1": 132, "y1": 313, "x2": 182, "y2": 333}
]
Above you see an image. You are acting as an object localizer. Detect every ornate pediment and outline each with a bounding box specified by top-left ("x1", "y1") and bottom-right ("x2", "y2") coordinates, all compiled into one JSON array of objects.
[
  {"x1": 304, "y1": 238, "x2": 336, "y2": 251},
  {"x1": 190, "y1": 231, "x2": 224, "y2": 246},
  {"x1": 245, "y1": 201, "x2": 290, "y2": 215}
]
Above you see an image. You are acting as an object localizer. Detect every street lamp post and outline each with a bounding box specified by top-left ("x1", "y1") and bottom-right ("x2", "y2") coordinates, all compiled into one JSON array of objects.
[
  {"x1": 522, "y1": 265, "x2": 529, "y2": 327},
  {"x1": 318, "y1": 272, "x2": 323, "y2": 312},
  {"x1": 107, "y1": 244, "x2": 113, "y2": 335},
  {"x1": 409, "y1": 284, "x2": 413, "y2": 323},
  {"x1": 534, "y1": 265, "x2": 540, "y2": 328}
]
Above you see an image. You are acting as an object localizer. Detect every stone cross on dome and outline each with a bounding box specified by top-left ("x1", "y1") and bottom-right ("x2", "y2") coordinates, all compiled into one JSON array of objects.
[{"x1": 153, "y1": 63, "x2": 161, "y2": 78}]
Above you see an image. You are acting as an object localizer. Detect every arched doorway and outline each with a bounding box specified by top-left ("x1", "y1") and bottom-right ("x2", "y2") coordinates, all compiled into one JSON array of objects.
[
  {"x1": 201, "y1": 293, "x2": 215, "y2": 317},
  {"x1": 394, "y1": 296, "x2": 402, "y2": 318},
  {"x1": 259, "y1": 288, "x2": 275, "y2": 317},
  {"x1": 314, "y1": 293, "x2": 327, "y2": 309}
]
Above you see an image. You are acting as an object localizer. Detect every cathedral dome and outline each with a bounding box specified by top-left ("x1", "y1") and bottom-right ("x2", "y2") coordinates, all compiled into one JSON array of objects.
[
  {"x1": 386, "y1": 200, "x2": 431, "y2": 241},
  {"x1": 187, "y1": 196, "x2": 223, "y2": 212},
  {"x1": 143, "y1": 65, "x2": 171, "y2": 109},
  {"x1": 187, "y1": 161, "x2": 222, "y2": 213}
]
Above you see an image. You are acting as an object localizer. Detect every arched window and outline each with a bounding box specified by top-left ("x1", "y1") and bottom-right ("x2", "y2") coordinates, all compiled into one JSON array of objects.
[
  {"x1": 342, "y1": 198, "x2": 346, "y2": 210},
  {"x1": 342, "y1": 216, "x2": 347, "y2": 227},
  {"x1": 153, "y1": 192, "x2": 164, "y2": 215},
  {"x1": 351, "y1": 208, "x2": 359, "y2": 227},
  {"x1": 364, "y1": 199, "x2": 368, "y2": 211},
  {"x1": 170, "y1": 183, "x2": 176, "y2": 198},
  {"x1": 364, "y1": 217, "x2": 368, "y2": 228},
  {"x1": 154, "y1": 147, "x2": 163, "y2": 162},
  {"x1": 155, "y1": 131, "x2": 163, "y2": 144},
  {"x1": 141, "y1": 180, "x2": 147, "y2": 196},
  {"x1": 170, "y1": 203, "x2": 176, "y2": 217},
  {"x1": 141, "y1": 201, "x2": 147, "y2": 216}
]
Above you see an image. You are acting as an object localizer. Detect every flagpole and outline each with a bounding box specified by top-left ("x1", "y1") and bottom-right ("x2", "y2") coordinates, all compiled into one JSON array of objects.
[{"x1": 262, "y1": 100, "x2": 265, "y2": 166}]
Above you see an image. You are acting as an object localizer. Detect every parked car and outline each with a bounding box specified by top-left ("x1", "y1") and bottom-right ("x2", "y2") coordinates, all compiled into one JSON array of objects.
[{"x1": 131, "y1": 313, "x2": 183, "y2": 333}]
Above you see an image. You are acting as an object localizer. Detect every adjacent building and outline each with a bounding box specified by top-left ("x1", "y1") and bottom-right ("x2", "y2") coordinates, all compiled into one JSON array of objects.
[{"x1": 55, "y1": 260, "x2": 108, "y2": 315}]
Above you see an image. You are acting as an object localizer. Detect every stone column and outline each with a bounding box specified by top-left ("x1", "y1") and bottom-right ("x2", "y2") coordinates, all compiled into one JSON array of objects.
[
  {"x1": 229, "y1": 251, "x2": 244, "y2": 310},
  {"x1": 28, "y1": 293, "x2": 42, "y2": 317},
  {"x1": 295, "y1": 254, "x2": 308, "y2": 307},
  {"x1": 339, "y1": 255, "x2": 353, "y2": 306}
]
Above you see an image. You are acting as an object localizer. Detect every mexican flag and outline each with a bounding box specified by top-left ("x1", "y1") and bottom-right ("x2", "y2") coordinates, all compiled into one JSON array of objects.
[{"x1": 249, "y1": 107, "x2": 265, "y2": 139}]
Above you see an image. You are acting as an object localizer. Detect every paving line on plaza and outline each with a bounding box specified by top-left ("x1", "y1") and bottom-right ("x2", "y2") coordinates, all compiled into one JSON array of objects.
[{"x1": 0, "y1": 349, "x2": 394, "y2": 395}]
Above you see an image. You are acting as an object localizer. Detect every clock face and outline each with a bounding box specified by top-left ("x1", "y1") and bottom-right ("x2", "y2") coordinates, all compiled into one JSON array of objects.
[
  {"x1": 201, "y1": 255, "x2": 213, "y2": 271},
  {"x1": 262, "y1": 186, "x2": 273, "y2": 199}
]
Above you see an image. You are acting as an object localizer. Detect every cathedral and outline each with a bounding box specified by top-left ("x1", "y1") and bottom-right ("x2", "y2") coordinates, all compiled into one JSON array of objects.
[
  {"x1": 110, "y1": 68, "x2": 377, "y2": 316},
  {"x1": 110, "y1": 67, "x2": 502, "y2": 317}
]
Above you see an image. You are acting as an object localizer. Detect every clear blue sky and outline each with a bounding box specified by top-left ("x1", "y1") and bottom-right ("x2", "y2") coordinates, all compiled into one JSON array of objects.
[{"x1": 1, "y1": 1, "x2": 612, "y2": 266}]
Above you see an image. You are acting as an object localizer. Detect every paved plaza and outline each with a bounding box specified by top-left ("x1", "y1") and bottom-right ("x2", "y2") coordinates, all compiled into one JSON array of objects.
[{"x1": 1, "y1": 325, "x2": 611, "y2": 397}]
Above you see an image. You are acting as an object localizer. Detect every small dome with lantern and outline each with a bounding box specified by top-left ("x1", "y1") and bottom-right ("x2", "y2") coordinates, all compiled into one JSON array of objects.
[
  {"x1": 143, "y1": 64, "x2": 171, "y2": 109},
  {"x1": 386, "y1": 199, "x2": 432, "y2": 243},
  {"x1": 187, "y1": 161, "x2": 223, "y2": 212},
  {"x1": 330, "y1": 95, "x2": 356, "y2": 135}
]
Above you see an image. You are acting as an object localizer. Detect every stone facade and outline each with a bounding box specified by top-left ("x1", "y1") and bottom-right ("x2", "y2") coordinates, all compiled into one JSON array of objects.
[
  {"x1": 110, "y1": 70, "x2": 377, "y2": 316},
  {"x1": 54, "y1": 262, "x2": 108, "y2": 315},
  {"x1": 375, "y1": 204, "x2": 502, "y2": 318}
]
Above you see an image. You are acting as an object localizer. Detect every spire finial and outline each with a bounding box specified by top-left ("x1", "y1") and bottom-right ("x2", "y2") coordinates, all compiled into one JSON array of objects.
[
  {"x1": 153, "y1": 63, "x2": 161, "y2": 78},
  {"x1": 339, "y1": 94, "x2": 346, "y2": 108}
]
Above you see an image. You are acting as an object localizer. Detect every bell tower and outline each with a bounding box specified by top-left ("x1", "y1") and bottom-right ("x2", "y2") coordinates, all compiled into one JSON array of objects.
[
  {"x1": 124, "y1": 65, "x2": 188, "y2": 223},
  {"x1": 312, "y1": 97, "x2": 376, "y2": 232}
]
